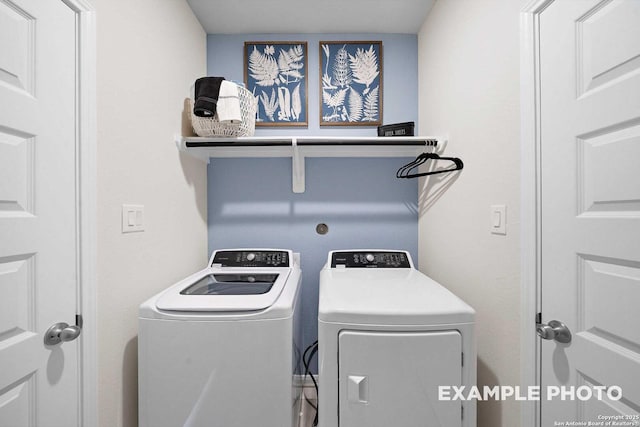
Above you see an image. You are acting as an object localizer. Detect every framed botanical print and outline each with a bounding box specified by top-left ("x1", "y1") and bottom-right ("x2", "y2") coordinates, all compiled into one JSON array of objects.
[
  {"x1": 244, "y1": 41, "x2": 308, "y2": 127},
  {"x1": 319, "y1": 41, "x2": 383, "y2": 126}
]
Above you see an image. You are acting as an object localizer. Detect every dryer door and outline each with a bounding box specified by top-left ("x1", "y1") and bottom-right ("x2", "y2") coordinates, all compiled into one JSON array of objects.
[{"x1": 338, "y1": 330, "x2": 462, "y2": 427}]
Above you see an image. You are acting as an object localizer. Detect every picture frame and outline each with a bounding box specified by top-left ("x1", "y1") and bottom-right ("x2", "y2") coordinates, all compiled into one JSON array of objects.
[
  {"x1": 244, "y1": 41, "x2": 308, "y2": 127},
  {"x1": 319, "y1": 41, "x2": 383, "y2": 126}
]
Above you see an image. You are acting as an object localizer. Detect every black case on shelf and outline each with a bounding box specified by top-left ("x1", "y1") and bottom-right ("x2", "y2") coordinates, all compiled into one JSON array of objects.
[{"x1": 377, "y1": 122, "x2": 415, "y2": 137}]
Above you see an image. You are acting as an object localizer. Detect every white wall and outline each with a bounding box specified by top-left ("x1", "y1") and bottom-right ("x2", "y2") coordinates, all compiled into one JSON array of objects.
[
  {"x1": 95, "y1": 1, "x2": 207, "y2": 425},
  {"x1": 417, "y1": 1, "x2": 521, "y2": 426}
]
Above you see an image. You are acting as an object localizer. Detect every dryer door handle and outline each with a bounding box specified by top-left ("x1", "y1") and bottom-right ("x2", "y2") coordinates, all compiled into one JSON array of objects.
[{"x1": 347, "y1": 375, "x2": 369, "y2": 403}]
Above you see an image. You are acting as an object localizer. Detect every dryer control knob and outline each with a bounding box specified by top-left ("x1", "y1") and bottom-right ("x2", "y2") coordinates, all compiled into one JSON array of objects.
[
  {"x1": 366, "y1": 254, "x2": 375, "y2": 262},
  {"x1": 246, "y1": 253, "x2": 256, "y2": 261}
]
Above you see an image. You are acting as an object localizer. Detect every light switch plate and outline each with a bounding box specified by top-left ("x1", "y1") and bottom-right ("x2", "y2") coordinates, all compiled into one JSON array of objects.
[
  {"x1": 491, "y1": 204, "x2": 506, "y2": 235},
  {"x1": 122, "y1": 204, "x2": 144, "y2": 233}
]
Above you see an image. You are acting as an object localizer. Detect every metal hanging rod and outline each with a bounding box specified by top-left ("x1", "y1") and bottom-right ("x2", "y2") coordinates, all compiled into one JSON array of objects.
[{"x1": 183, "y1": 136, "x2": 438, "y2": 148}]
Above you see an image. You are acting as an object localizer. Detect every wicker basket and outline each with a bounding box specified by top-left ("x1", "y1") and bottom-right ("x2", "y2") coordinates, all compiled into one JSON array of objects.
[{"x1": 190, "y1": 85, "x2": 257, "y2": 137}]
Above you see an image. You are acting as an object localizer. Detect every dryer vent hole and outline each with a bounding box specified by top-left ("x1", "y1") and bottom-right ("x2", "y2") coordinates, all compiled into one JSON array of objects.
[{"x1": 316, "y1": 223, "x2": 329, "y2": 235}]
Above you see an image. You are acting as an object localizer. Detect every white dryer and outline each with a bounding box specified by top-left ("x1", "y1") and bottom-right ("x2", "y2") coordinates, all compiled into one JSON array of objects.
[
  {"x1": 139, "y1": 249, "x2": 302, "y2": 427},
  {"x1": 318, "y1": 250, "x2": 476, "y2": 427}
]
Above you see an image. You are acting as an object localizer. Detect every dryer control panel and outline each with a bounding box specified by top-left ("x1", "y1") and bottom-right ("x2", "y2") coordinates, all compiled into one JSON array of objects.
[
  {"x1": 330, "y1": 251, "x2": 412, "y2": 268},
  {"x1": 211, "y1": 250, "x2": 289, "y2": 267}
]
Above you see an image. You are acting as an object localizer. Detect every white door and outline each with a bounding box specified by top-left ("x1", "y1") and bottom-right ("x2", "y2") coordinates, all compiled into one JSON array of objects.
[
  {"x1": 540, "y1": 0, "x2": 640, "y2": 425},
  {"x1": 0, "y1": 0, "x2": 81, "y2": 426}
]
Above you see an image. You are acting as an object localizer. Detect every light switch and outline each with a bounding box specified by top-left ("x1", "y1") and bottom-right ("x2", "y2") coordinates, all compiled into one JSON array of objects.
[
  {"x1": 122, "y1": 204, "x2": 144, "y2": 233},
  {"x1": 492, "y1": 211, "x2": 501, "y2": 228},
  {"x1": 491, "y1": 205, "x2": 506, "y2": 235}
]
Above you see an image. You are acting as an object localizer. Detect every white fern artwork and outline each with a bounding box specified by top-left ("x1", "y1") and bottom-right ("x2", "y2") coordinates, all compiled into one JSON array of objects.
[
  {"x1": 321, "y1": 42, "x2": 382, "y2": 125},
  {"x1": 245, "y1": 42, "x2": 307, "y2": 126}
]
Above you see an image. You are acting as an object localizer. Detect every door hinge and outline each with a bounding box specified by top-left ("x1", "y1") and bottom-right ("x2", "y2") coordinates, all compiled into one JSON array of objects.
[
  {"x1": 536, "y1": 312, "x2": 542, "y2": 324},
  {"x1": 461, "y1": 404, "x2": 464, "y2": 420},
  {"x1": 461, "y1": 352, "x2": 464, "y2": 367}
]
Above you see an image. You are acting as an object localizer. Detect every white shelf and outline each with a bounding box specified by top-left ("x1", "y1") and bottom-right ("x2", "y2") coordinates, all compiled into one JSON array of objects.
[{"x1": 176, "y1": 135, "x2": 442, "y2": 193}]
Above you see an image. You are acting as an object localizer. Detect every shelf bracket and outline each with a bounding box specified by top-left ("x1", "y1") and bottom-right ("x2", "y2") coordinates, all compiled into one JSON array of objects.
[{"x1": 291, "y1": 137, "x2": 305, "y2": 193}]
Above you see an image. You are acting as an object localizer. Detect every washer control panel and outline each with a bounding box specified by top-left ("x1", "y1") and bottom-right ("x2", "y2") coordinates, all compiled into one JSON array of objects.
[
  {"x1": 330, "y1": 251, "x2": 411, "y2": 268},
  {"x1": 212, "y1": 250, "x2": 289, "y2": 267}
]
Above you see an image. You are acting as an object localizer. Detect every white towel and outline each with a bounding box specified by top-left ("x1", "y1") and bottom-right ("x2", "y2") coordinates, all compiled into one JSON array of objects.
[{"x1": 216, "y1": 81, "x2": 243, "y2": 124}]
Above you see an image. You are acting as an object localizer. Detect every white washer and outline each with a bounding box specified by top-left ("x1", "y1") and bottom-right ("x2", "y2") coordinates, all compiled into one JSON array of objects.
[
  {"x1": 318, "y1": 250, "x2": 476, "y2": 427},
  {"x1": 139, "y1": 249, "x2": 302, "y2": 427}
]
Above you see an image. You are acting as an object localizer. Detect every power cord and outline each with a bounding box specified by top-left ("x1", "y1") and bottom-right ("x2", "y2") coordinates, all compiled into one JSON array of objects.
[{"x1": 302, "y1": 340, "x2": 319, "y2": 426}]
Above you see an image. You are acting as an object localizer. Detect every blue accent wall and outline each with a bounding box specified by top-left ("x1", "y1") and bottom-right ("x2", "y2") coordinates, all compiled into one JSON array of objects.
[{"x1": 205, "y1": 34, "x2": 419, "y2": 371}]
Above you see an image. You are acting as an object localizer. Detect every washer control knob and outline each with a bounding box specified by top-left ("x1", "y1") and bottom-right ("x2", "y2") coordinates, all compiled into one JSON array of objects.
[
  {"x1": 246, "y1": 253, "x2": 256, "y2": 261},
  {"x1": 366, "y1": 253, "x2": 375, "y2": 262}
]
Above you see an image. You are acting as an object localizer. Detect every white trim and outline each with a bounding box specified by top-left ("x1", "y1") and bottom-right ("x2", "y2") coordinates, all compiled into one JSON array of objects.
[
  {"x1": 520, "y1": 1, "x2": 554, "y2": 427},
  {"x1": 61, "y1": 1, "x2": 97, "y2": 426},
  {"x1": 294, "y1": 374, "x2": 319, "y2": 389}
]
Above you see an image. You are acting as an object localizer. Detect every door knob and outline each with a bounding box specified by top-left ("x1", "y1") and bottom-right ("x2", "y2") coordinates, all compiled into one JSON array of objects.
[
  {"x1": 536, "y1": 319, "x2": 571, "y2": 344},
  {"x1": 44, "y1": 322, "x2": 82, "y2": 346}
]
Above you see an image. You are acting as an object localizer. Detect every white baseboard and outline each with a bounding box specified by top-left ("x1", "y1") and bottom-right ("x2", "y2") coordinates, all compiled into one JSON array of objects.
[{"x1": 294, "y1": 374, "x2": 319, "y2": 389}]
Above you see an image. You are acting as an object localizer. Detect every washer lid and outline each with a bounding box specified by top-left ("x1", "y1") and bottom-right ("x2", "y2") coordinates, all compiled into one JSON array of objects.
[
  {"x1": 156, "y1": 268, "x2": 291, "y2": 312},
  {"x1": 180, "y1": 273, "x2": 279, "y2": 295},
  {"x1": 318, "y1": 268, "x2": 475, "y2": 325}
]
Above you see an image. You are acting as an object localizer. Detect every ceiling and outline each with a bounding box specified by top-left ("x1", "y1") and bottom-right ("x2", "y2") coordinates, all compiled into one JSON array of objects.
[{"x1": 186, "y1": 0, "x2": 435, "y2": 34}]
